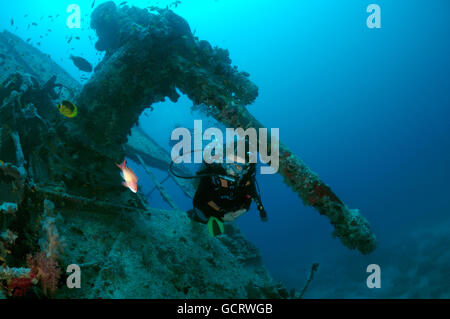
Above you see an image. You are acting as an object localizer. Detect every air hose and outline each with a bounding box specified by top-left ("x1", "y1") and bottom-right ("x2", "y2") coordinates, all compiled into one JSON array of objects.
[{"x1": 168, "y1": 149, "x2": 226, "y2": 180}]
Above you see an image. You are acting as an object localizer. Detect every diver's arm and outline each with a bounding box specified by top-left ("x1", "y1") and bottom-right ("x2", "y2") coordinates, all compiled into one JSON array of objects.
[
  {"x1": 221, "y1": 181, "x2": 256, "y2": 222},
  {"x1": 194, "y1": 177, "x2": 224, "y2": 217},
  {"x1": 195, "y1": 193, "x2": 219, "y2": 217},
  {"x1": 207, "y1": 201, "x2": 223, "y2": 212}
]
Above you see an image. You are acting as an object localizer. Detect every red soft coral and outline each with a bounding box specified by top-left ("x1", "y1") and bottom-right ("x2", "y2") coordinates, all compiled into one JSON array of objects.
[
  {"x1": 26, "y1": 252, "x2": 61, "y2": 296},
  {"x1": 8, "y1": 277, "x2": 32, "y2": 297},
  {"x1": 311, "y1": 181, "x2": 343, "y2": 205}
]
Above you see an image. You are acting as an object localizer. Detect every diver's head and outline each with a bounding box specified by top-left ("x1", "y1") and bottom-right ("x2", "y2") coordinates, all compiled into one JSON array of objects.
[
  {"x1": 225, "y1": 155, "x2": 247, "y2": 177},
  {"x1": 222, "y1": 137, "x2": 256, "y2": 180}
]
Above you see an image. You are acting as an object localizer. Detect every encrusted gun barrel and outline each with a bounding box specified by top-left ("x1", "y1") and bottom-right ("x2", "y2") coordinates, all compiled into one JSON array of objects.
[
  {"x1": 194, "y1": 103, "x2": 377, "y2": 254},
  {"x1": 79, "y1": 2, "x2": 376, "y2": 254}
]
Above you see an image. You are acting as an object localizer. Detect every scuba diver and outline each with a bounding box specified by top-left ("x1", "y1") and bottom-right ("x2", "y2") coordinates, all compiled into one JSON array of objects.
[{"x1": 171, "y1": 139, "x2": 268, "y2": 237}]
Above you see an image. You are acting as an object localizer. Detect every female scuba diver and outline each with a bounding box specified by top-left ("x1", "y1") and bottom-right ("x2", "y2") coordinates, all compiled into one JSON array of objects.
[{"x1": 171, "y1": 138, "x2": 268, "y2": 237}]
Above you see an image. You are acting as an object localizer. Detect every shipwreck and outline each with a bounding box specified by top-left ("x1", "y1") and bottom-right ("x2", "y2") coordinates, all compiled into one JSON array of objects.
[{"x1": 0, "y1": 2, "x2": 375, "y2": 298}]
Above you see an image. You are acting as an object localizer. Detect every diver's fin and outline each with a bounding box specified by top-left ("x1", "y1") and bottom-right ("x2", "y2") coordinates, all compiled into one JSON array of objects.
[{"x1": 207, "y1": 217, "x2": 224, "y2": 237}]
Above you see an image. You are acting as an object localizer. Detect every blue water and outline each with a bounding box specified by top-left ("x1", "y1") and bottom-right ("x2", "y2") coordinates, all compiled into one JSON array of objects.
[{"x1": 2, "y1": 0, "x2": 449, "y2": 298}]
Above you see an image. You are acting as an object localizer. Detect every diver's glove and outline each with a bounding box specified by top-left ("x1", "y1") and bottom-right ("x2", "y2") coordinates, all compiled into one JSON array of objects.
[{"x1": 223, "y1": 209, "x2": 247, "y2": 222}]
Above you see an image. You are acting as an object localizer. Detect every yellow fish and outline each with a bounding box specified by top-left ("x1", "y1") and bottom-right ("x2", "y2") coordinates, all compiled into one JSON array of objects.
[{"x1": 57, "y1": 100, "x2": 78, "y2": 118}]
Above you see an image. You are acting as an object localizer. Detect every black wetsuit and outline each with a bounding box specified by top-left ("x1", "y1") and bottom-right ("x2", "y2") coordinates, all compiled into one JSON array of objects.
[{"x1": 192, "y1": 163, "x2": 258, "y2": 222}]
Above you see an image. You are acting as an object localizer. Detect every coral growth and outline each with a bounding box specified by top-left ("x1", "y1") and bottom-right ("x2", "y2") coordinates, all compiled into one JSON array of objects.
[
  {"x1": 307, "y1": 182, "x2": 343, "y2": 207},
  {"x1": 39, "y1": 200, "x2": 64, "y2": 259},
  {"x1": 27, "y1": 252, "x2": 61, "y2": 296},
  {"x1": 40, "y1": 223, "x2": 63, "y2": 259},
  {"x1": 0, "y1": 230, "x2": 17, "y2": 265},
  {"x1": 0, "y1": 267, "x2": 32, "y2": 297},
  {"x1": 7, "y1": 276, "x2": 33, "y2": 297},
  {"x1": 18, "y1": 200, "x2": 65, "y2": 297},
  {"x1": 0, "y1": 203, "x2": 18, "y2": 216},
  {"x1": 1, "y1": 230, "x2": 18, "y2": 245},
  {"x1": 0, "y1": 242, "x2": 10, "y2": 264}
]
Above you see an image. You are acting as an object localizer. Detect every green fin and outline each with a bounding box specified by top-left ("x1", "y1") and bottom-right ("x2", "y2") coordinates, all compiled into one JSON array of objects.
[{"x1": 207, "y1": 217, "x2": 224, "y2": 237}]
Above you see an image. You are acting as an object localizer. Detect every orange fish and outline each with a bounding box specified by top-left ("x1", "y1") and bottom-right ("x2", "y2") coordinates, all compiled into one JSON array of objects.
[{"x1": 116, "y1": 160, "x2": 138, "y2": 193}]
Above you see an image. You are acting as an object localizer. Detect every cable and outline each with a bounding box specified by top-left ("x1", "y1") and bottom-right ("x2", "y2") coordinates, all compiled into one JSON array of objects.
[{"x1": 169, "y1": 149, "x2": 224, "y2": 180}]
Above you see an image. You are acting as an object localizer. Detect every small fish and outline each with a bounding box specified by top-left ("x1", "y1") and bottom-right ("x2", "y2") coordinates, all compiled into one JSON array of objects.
[
  {"x1": 37, "y1": 42, "x2": 41, "y2": 46},
  {"x1": 75, "y1": 36, "x2": 80, "y2": 40},
  {"x1": 24, "y1": 14, "x2": 28, "y2": 18},
  {"x1": 26, "y1": 38, "x2": 31, "y2": 42},
  {"x1": 67, "y1": 36, "x2": 73, "y2": 43},
  {"x1": 171, "y1": 0, "x2": 182, "y2": 8},
  {"x1": 120, "y1": 1, "x2": 128, "y2": 6},
  {"x1": 10, "y1": 19, "x2": 14, "y2": 26},
  {"x1": 57, "y1": 100, "x2": 78, "y2": 118},
  {"x1": 91, "y1": 0, "x2": 96, "y2": 8},
  {"x1": 32, "y1": 22, "x2": 38, "y2": 26},
  {"x1": 70, "y1": 55, "x2": 93, "y2": 72},
  {"x1": 116, "y1": 160, "x2": 138, "y2": 193}
]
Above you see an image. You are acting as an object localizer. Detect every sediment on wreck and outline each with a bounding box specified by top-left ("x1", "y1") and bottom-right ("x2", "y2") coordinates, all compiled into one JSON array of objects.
[{"x1": 81, "y1": 2, "x2": 376, "y2": 254}]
